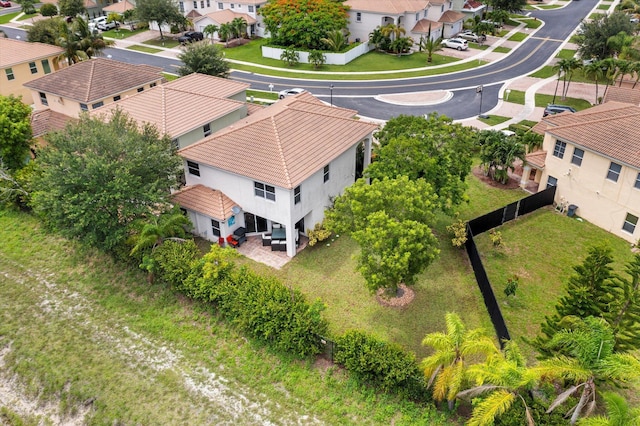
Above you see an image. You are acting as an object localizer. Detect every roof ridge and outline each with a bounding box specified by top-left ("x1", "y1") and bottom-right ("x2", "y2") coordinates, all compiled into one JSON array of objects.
[
  {"x1": 161, "y1": 86, "x2": 168, "y2": 134},
  {"x1": 270, "y1": 116, "x2": 293, "y2": 188},
  {"x1": 84, "y1": 60, "x2": 96, "y2": 103},
  {"x1": 550, "y1": 110, "x2": 640, "y2": 130}
]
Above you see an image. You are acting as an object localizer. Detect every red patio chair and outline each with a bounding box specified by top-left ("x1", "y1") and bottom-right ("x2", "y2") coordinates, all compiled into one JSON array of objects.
[{"x1": 226, "y1": 235, "x2": 238, "y2": 248}]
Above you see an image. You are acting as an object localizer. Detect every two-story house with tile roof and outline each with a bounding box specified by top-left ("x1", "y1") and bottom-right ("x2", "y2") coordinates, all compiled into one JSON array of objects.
[
  {"x1": 191, "y1": 10, "x2": 257, "y2": 37},
  {"x1": 175, "y1": 92, "x2": 378, "y2": 257},
  {"x1": 523, "y1": 102, "x2": 640, "y2": 244},
  {"x1": 346, "y1": 0, "x2": 466, "y2": 45},
  {"x1": 91, "y1": 73, "x2": 253, "y2": 149},
  {"x1": 0, "y1": 38, "x2": 64, "y2": 104},
  {"x1": 23, "y1": 58, "x2": 164, "y2": 117},
  {"x1": 167, "y1": 0, "x2": 267, "y2": 37}
]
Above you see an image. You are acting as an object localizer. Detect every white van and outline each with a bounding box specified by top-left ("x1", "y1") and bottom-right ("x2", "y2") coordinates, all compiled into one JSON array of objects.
[{"x1": 88, "y1": 16, "x2": 106, "y2": 31}]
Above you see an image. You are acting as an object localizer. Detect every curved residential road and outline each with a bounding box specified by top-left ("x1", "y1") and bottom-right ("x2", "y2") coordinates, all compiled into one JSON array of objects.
[{"x1": 1, "y1": 0, "x2": 597, "y2": 120}]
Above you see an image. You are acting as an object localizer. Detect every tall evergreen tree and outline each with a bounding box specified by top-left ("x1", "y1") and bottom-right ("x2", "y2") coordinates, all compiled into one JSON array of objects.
[
  {"x1": 533, "y1": 246, "x2": 615, "y2": 357},
  {"x1": 609, "y1": 254, "x2": 640, "y2": 352}
]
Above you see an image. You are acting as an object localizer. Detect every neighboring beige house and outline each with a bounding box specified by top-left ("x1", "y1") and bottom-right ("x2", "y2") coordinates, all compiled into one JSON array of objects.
[
  {"x1": 450, "y1": 0, "x2": 485, "y2": 21},
  {"x1": 346, "y1": 0, "x2": 466, "y2": 44},
  {"x1": 192, "y1": 10, "x2": 257, "y2": 38},
  {"x1": 523, "y1": 101, "x2": 640, "y2": 244},
  {"x1": 176, "y1": 93, "x2": 378, "y2": 257},
  {"x1": 0, "y1": 38, "x2": 64, "y2": 104},
  {"x1": 602, "y1": 85, "x2": 640, "y2": 106},
  {"x1": 24, "y1": 58, "x2": 164, "y2": 117},
  {"x1": 91, "y1": 73, "x2": 253, "y2": 149},
  {"x1": 170, "y1": 0, "x2": 267, "y2": 37}
]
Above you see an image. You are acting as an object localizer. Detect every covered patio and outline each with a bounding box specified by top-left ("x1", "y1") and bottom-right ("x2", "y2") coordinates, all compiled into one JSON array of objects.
[{"x1": 235, "y1": 234, "x2": 308, "y2": 269}]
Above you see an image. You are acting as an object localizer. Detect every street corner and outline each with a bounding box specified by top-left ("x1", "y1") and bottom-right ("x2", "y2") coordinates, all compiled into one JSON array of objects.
[{"x1": 374, "y1": 90, "x2": 453, "y2": 106}]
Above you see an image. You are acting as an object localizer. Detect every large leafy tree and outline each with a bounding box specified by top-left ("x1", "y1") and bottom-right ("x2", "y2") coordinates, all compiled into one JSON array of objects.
[
  {"x1": 421, "y1": 312, "x2": 498, "y2": 410},
  {"x1": 27, "y1": 17, "x2": 64, "y2": 45},
  {"x1": 478, "y1": 130, "x2": 526, "y2": 185},
  {"x1": 177, "y1": 42, "x2": 230, "y2": 77},
  {"x1": 259, "y1": 0, "x2": 349, "y2": 50},
  {"x1": 57, "y1": 0, "x2": 85, "y2": 17},
  {"x1": 609, "y1": 253, "x2": 640, "y2": 353},
  {"x1": 135, "y1": 0, "x2": 183, "y2": 40},
  {"x1": 536, "y1": 317, "x2": 640, "y2": 425},
  {"x1": 576, "y1": 12, "x2": 636, "y2": 61},
  {"x1": 486, "y1": 0, "x2": 526, "y2": 13},
  {"x1": 0, "y1": 95, "x2": 32, "y2": 172},
  {"x1": 367, "y1": 113, "x2": 475, "y2": 214},
  {"x1": 325, "y1": 176, "x2": 440, "y2": 293},
  {"x1": 30, "y1": 110, "x2": 182, "y2": 252},
  {"x1": 459, "y1": 341, "x2": 539, "y2": 426}
]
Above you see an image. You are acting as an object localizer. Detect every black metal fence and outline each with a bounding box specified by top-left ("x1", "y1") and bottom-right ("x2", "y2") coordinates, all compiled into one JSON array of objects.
[{"x1": 464, "y1": 186, "x2": 556, "y2": 346}]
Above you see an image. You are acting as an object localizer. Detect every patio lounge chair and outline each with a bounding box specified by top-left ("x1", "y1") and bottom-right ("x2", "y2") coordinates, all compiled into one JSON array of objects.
[
  {"x1": 262, "y1": 233, "x2": 272, "y2": 246},
  {"x1": 226, "y1": 235, "x2": 239, "y2": 248}
]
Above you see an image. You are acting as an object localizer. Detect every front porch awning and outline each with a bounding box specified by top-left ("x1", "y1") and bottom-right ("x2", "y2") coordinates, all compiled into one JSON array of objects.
[
  {"x1": 525, "y1": 150, "x2": 547, "y2": 170},
  {"x1": 171, "y1": 184, "x2": 240, "y2": 221}
]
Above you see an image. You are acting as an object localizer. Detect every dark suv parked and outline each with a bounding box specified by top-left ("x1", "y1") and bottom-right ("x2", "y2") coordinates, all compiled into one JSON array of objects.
[
  {"x1": 543, "y1": 104, "x2": 576, "y2": 117},
  {"x1": 178, "y1": 31, "x2": 204, "y2": 44}
]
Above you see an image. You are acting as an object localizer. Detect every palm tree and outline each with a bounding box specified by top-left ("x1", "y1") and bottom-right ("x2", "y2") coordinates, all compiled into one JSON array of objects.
[
  {"x1": 204, "y1": 23, "x2": 219, "y2": 41},
  {"x1": 457, "y1": 341, "x2": 539, "y2": 426},
  {"x1": 129, "y1": 209, "x2": 191, "y2": 256},
  {"x1": 321, "y1": 29, "x2": 347, "y2": 52},
  {"x1": 536, "y1": 317, "x2": 640, "y2": 425},
  {"x1": 230, "y1": 17, "x2": 247, "y2": 40},
  {"x1": 613, "y1": 59, "x2": 632, "y2": 86},
  {"x1": 218, "y1": 22, "x2": 232, "y2": 47},
  {"x1": 368, "y1": 26, "x2": 389, "y2": 51},
  {"x1": 583, "y1": 61, "x2": 604, "y2": 104},
  {"x1": 57, "y1": 21, "x2": 88, "y2": 65},
  {"x1": 308, "y1": 50, "x2": 326, "y2": 69},
  {"x1": 600, "y1": 58, "x2": 618, "y2": 100},
  {"x1": 631, "y1": 61, "x2": 640, "y2": 88},
  {"x1": 380, "y1": 23, "x2": 405, "y2": 42},
  {"x1": 74, "y1": 17, "x2": 113, "y2": 58},
  {"x1": 389, "y1": 37, "x2": 412, "y2": 56},
  {"x1": 421, "y1": 312, "x2": 498, "y2": 410},
  {"x1": 419, "y1": 23, "x2": 442, "y2": 63},
  {"x1": 577, "y1": 392, "x2": 640, "y2": 426},
  {"x1": 561, "y1": 57, "x2": 581, "y2": 99}
]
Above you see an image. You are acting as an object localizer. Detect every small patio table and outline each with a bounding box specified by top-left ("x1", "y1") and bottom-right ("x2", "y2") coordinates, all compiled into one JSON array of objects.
[{"x1": 272, "y1": 228, "x2": 286, "y2": 240}]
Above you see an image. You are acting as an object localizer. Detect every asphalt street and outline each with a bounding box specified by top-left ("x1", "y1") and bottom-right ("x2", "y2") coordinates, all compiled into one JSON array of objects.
[{"x1": 1, "y1": 0, "x2": 597, "y2": 120}]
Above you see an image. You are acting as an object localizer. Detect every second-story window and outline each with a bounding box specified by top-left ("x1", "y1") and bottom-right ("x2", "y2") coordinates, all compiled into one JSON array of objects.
[
  {"x1": 571, "y1": 147, "x2": 584, "y2": 166},
  {"x1": 357, "y1": 12, "x2": 362, "y2": 22},
  {"x1": 179, "y1": 1, "x2": 184, "y2": 11},
  {"x1": 230, "y1": 3, "x2": 234, "y2": 8},
  {"x1": 137, "y1": 87, "x2": 144, "y2": 92},
  {"x1": 92, "y1": 101, "x2": 104, "y2": 109},
  {"x1": 80, "y1": 103, "x2": 88, "y2": 111},
  {"x1": 187, "y1": 160, "x2": 201, "y2": 176},
  {"x1": 203, "y1": 123, "x2": 212, "y2": 137},
  {"x1": 546, "y1": 175, "x2": 557, "y2": 188},
  {"x1": 29, "y1": 62, "x2": 38, "y2": 74},
  {"x1": 114, "y1": 95, "x2": 121, "y2": 101},
  {"x1": 211, "y1": 219, "x2": 221, "y2": 236},
  {"x1": 41, "y1": 59, "x2": 51, "y2": 74},
  {"x1": 201, "y1": 1, "x2": 204, "y2": 8},
  {"x1": 248, "y1": 4, "x2": 253, "y2": 11},
  {"x1": 254, "y1": 182, "x2": 275, "y2": 201},
  {"x1": 294, "y1": 185, "x2": 301, "y2": 204},
  {"x1": 323, "y1": 164, "x2": 330, "y2": 182},
  {"x1": 606, "y1": 162, "x2": 621, "y2": 182},
  {"x1": 552, "y1": 140, "x2": 566, "y2": 159},
  {"x1": 193, "y1": 0, "x2": 197, "y2": 7},
  {"x1": 635, "y1": 172, "x2": 640, "y2": 189},
  {"x1": 5, "y1": 68, "x2": 15, "y2": 80},
  {"x1": 218, "y1": 1, "x2": 223, "y2": 8},
  {"x1": 39, "y1": 92, "x2": 48, "y2": 106}
]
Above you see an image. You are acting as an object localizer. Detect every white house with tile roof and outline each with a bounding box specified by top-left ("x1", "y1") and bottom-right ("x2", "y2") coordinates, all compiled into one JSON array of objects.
[
  {"x1": 176, "y1": 92, "x2": 378, "y2": 257},
  {"x1": 91, "y1": 73, "x2": 252, "y2": 149},
  {"x1": 524, "y1": 101, "x2": 640, "y2": 244},
  {"x1": 346, "y1": 0, "x2": 466, "y2": 45},
  {"x1": 192, "y1": 10, "x2": 257, "y2": 37},
  {"x1": 0, "y1": 38, "x2": 64, "y2": 105},
  {"x1": 175, "y1": 0, "x2": 267, "y2": 37},
  {"x1": 24, "y1": 58, "x2": 164, "y2": 117}
]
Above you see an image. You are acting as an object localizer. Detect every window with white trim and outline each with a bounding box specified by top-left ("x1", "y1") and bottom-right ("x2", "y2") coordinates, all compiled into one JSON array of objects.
[
  {"x1": 248, "y1": 4, "x2": 253, "y2": 11},
  {"x1": 552, "y1": 140, "x2": 566, "y2": 159},
  {"x1": 113, "y1": 95, "x2": 121, "y2": 101},
  {"x1": 357, "y1": 12, "x2": 361, "y2": 22},
  {"x1": 137, "y1": 87, "x2": 144, "y2": 92},
  {"x1": 622, "y1": 213, "x2": 638, "y2": 234},
  {"x1": 29, "y1": 62, "x2": 38, "y2": 74},
  {"x1": 230, "y1": 3, "x2": 234, "y2": 8},
  {"x1": 41, "y1": 59, "x2": 51, "y2": 74},
  {"x1": 201, "y1": 1, "x2": 204, "y2": 8},
  {"x1": 150, "y1": 82, "x2": 157, "y2": 87},
  {"x1": 571, "y1": 147, "x2": 584, "y2": 166},
  {"x1": 294, "y1": 185, "x2": 301, "y2": 204},
  {"x1": 193, "y1": 0, "x2": 197, "y2": 7},
  {"x1": 39, "y1": 92, "x2": 48, "y2": 106},
  {"x1": 254, "y1": 181, "x2": 275, "y2": 201},
  {"x1": 179, "y1": 1, "x2": 184, "y2": 11},
  {"x1": 218, "y1": 1, "x2": 223, "y2": 8},
  {"x1": 323, "y1": 164, "x2": 330, "y2": 182},
  {"x1": 635, "y1": 172, "x2": 640, "y2": 189},
  {"x1": 80, "y1": 103, "x2": 88, "y2": 111},
  {"x1": 211, "y1": 219, "x2": 221, "y2": 236},
  {"x1": 207, "y1": 0, "x2": 210, "y2": 7},
  {"x1": 187, "y1": 160, "x2": 201, "y2": 176},
  {"x1": 92, "y1": 101, "x2": 104, "y2": 109},
  {"x1": 546, "y1": 175, "x2": 557, "y2": 188},
  {"x1": 203, "y1": 123, "x2": 212, "y2": 137},
  {"x1": 5, "y1": 68, "x2": 15, "y2": 80},
  {"x1": 607, "y1": 162, "x2": 621, "y2": 182}
]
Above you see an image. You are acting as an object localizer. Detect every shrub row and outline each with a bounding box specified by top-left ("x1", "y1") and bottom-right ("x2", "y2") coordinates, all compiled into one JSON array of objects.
[{"x1": 154, "y1": 242, "x2": 328, "y2": 358}]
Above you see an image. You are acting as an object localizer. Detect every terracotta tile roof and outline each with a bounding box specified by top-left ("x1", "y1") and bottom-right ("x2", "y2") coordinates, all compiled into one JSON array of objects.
[
  {"x1": 103, "y1": 0, "x2": 136, "y2": 12},
  {"x1": 91, "y1": 74, "x2": 246, "y2": 138},
  {"x1": 464, "y1": 0, "x2": 485, "y2": 9},
  {"x1": 411, "y1": 19, "x2": 443, "y2": 33},
  {"x1": 186, "y1": 9, "x2": 202, "y2": 18},
  {"x1": 246, "y1": 103, "x2": 264, "y2": 114},
  {"x1": 163, "y1": 73, "x2": 249, "y2": 98},
  {"x1": 525, "y1": 150, "x2": 546, "y2": 168},
  {"x1": 542, "y1": 102, "x2": 640, "y2": 169},
  {"x1": 23, "y1": 58, "x2": 163, "y2": 103},
  {"x1": 171, "y1": 184, "x2": 239, "y2": 220},
  {"x1": 346, "y1": 0, "x2": 429, "y2": 14},
  {"x1": 194, "y1": 10, "x2": 256, "y2": 25},
  {"x1": 603, "y1": 86, "x2": 640, "y2": 106},
  {"x1": 30, "y1": 108, "x2": 76, "y2": 137},
  {"x1": 0, "y1": 38, "x2": 64, "y2": 68},
  {"x1": 178, "y1": 93, "x2": 379, "y2": 189},
  {"x1": 439, "y1": 10, "x2": 465, "y2": 22},
  {"x1": 531, "y1": 120, "x2": 547, "y2": 135}
]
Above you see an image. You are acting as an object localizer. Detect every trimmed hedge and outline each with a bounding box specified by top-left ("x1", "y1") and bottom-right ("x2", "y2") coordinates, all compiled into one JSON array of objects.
[{"x1": 153, "y1": 239, "x2": 200, "y2": 287}]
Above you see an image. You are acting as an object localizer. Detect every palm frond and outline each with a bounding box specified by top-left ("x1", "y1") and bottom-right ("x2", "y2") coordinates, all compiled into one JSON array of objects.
[
  {"x1": 456, "y1": 384, "x2": 500, "y2": 400},
  {"x1": 546, "y1": 384, "x2": 581, "y2": 413},
  {"x1": 467, "y1": 389, "x2": 515, "y2": 426}
]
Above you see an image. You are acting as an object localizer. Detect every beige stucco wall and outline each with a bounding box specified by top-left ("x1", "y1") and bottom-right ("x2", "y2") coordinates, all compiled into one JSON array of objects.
[
  {"x1": 176, "y1": 106, "x2": 248, "y2": 149},
  {"x1": 30, "y1": 82, "x2": 163, "y2": 117},
  {"x1": 541, "y1": 133, "x2": 640, "y2": 244},
  {"x1": 1, "y1": 56, "x2": 61, "y2": 104}
]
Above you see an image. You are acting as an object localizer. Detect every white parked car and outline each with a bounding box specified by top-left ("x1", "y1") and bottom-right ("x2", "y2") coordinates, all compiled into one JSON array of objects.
[
  {"x1": 442, "y1": 38, "x2": 469, "y2": 51},
  {"x1": 278, "y1": 88, "x2": 306, "y2": 99}
]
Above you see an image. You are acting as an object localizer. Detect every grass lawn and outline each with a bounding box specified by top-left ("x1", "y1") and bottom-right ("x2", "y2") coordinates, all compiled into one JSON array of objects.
[
  {"x1": 597, "y1": 3, "x2": 611, "y2": 9},
  {"x1": 478, "y1": 115, "x2": 511, "y2": 125},
  {"x1": 556, "y1": 49, "x2": 576, "y2": 59},
  {"x1": 538, "y1": 4, "x2": 563, "y2": 8},
  {"x1": 589, "y1": 12, "x2": 604, "y2": 19},
  {"x1": 0, "y1": 209, "x2": 450, "y2": 425},
  {"x1": 162, "y1": 72, "x2": 179, "y2": 81},
  {"x1": 505, "y1": 90, "x2": 592, "y2": 109},
  {"x1": 493, "y1": 46, "x2": 512, "y2": 54},
  {"x1": 522, "y1": 19, "x2": 543, "y2": 29},
  {"x1": 247, "y1": 89, "x2": 279, "y2": 100},
  {"x1": 17, "y1": 12, "x2": 38, "y2": 20},
  {"x1": 102, "y1": 27, "x2": 148, "y2": 39},
  {"x1": 508, "y1": 32, "x2": 528, "y2": 42},
  {"x1": 127, "y1": 45, "x2": 163, "y2": 54},
  {"x1": 529, "y1": 65, "x2": 556, "y2": 78},
  {"x1": 143, "y1": 37, "x2": 180, "y2": 48},
  {"x1": 0, "y1": 12, "x2": 20, "y2": 24}
]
